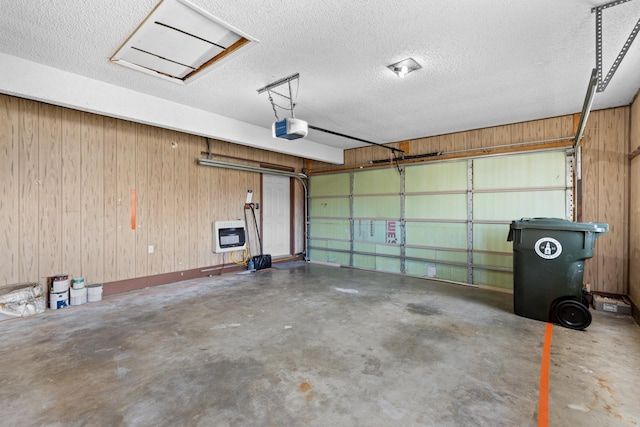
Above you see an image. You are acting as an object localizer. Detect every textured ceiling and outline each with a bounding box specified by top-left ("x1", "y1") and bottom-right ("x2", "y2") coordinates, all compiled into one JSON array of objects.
[{"x1": 1, "y1": 0, "x2": 640, "y2": 156}]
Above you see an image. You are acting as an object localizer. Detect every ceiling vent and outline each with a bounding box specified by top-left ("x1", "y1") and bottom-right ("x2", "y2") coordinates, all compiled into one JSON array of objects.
[{"x1": 110, "y1": 0, "x2": 258, "y2": 84}]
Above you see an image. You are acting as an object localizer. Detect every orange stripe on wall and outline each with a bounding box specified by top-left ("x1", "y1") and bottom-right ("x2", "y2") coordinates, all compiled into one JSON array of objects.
[
  {"x1": 131, "y1": 189, "x2": 136, "y2": 230},
  {"x1": 538, "y1": 322, "x2": 553, "y2": 427}
]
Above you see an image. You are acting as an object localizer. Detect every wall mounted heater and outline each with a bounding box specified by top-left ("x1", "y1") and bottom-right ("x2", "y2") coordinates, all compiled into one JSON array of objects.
[{"x1": 213, "y1": 220, "x2": 246, "y2": 253}]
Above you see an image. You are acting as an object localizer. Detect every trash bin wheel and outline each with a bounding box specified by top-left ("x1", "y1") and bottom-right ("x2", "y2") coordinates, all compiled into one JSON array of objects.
[{"x1": 555, "y1": 300, "x2": 592, "y2": 330}]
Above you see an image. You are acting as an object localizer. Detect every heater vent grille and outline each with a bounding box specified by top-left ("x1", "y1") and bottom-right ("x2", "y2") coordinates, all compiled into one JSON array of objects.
[{"x1": 213, "y1": 220, "x2": 246, "y2": 253}]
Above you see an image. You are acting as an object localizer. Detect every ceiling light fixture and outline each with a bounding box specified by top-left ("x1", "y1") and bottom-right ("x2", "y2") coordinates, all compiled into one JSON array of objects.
[{"x1": 387, "y1": 57, "x2": 422, "y2": 78}]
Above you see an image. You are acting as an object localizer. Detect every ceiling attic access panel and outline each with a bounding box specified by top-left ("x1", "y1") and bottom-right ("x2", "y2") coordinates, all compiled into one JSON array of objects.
[{"x1": 110, "y1": 0, "x2": 257, "y2": 84}]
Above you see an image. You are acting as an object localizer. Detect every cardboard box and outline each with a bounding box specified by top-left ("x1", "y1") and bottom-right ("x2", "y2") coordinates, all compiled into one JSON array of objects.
[{"x1": 593, "y1": 295, "x2": 631, "y2": 315}]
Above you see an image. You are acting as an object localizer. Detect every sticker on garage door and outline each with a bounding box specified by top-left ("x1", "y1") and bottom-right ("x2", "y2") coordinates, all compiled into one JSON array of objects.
[{"x1": 534, "y1": 237, "x2": 562, "y2": 259}]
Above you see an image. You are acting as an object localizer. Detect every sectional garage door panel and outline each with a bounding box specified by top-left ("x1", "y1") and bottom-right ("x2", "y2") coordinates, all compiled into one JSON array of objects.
[
  {"x1": 310, "y1": 197, "x2": 350, "y2": 218},
  {"x1": 473, "y1": 151, "x2": 567, "y2": 189},
  {"x1": 308, "y1": 149, "x2": 571, "y2": 290},
  {"x1": 354, "y1": 168, "x2": 400, "y2": 194},
  {"x1": 405, "y1": 222, "x2": 467, "y2": 249},
  {"x1": 353, "y1": 196, "x2": 400, "y2": 219},
  {"x1": 473, "y1": 269, "x2": 513, "y2": 290},
  {"x1": 309, "y1": 173, "x2": 350, "y2": 197},
  {"x1": 309, "y1": 219, "x2": 350, "y2": 240},
  {"x1": 403, "y1": 159, "x2": 470, "y2": 283},
  {"x1": 405, "y1": 248, "x2": 468, "y2": 264},
  {"x1": 406, "y1": 194, "x2": 467, "y2": 220},
  {"x1": 473, "y1": 224, "x2": 513, "y2": 253},
  {"x1": 470, "y1": 150, "x2": 570, "y2": 288},
  {"x1": 354, "y1": 254, "x2": 401, "y2": 273},
  {"x1": 308, "y1": 238, "x2": 350, "y2": 249},
  {"x1": 353, "y1": 242, "x2": 401, "y2": 256},
  {"x1": 310, "y1": 249, "x2": 351, "y2": 265},
  {"x1": 473, "y1": 191, "x2": 567, "y2": 221},
  {"x1": 405, "y1": 160, "x2": 467, "y2": 192},
  {"x1": 405, "y1": 261, "x2": 468, "y2": 282}
]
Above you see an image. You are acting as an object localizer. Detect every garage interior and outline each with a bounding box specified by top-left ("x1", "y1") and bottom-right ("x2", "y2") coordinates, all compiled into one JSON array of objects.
[{"x1": 1, "y1": 0, "x2": 640, "y2": 426}]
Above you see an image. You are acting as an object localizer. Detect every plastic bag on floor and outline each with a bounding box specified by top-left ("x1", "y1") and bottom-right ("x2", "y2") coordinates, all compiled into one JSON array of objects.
[{"x1": 0, "y1": 283, "x2": 46, "y2": 317}]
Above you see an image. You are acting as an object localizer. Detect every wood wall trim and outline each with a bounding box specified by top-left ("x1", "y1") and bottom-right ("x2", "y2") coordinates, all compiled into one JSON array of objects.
[
  {"x1": 289, "y1": 177, "x2": 295, "y2": 255},
  {"x1": 629, "y1": 95, "x2": 640, "y2": 313},
  {"x1": 632, "y1": 298, "x2": 640, "y2": 327},
  {"x1": 573, "y1": 113, "x2": 581, "y2": 136},
  {"x1": 308, "y1": 140, "x2": 572, "y2": 175},
  {"x1": 103, "y1": 255, "x2": 306, "y2": 297},
  {"x1": 103, "y1": 264, "x2": 244, "y2": 296}
]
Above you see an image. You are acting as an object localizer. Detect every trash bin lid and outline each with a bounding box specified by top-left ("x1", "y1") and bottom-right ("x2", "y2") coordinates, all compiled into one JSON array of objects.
[{"x1": 510, "y1": 217, "x2": 608, "y2": 233}]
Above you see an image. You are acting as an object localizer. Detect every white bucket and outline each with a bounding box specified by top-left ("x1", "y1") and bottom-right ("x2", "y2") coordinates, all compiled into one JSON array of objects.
[
  {"x1": 49, "y1": 290, "x2": 69, "y2": 310},
  {"x1": 50, "y1": 275, "x2": 69, "y2": 293},
  {"x1": 72, "y1": 277, "x2": 85, "y2": 290},
  {"x1": 69, "y1": 287, "x2": 87, "y2": 306},
  {"x1": 87, "y1": 284, "x2": 103, "y2": 302}
]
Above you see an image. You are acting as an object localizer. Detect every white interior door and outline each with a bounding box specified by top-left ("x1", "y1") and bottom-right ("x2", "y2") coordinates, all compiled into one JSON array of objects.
[{"x1": 262, "y1": 174, "x2": 290, "y2": 257}]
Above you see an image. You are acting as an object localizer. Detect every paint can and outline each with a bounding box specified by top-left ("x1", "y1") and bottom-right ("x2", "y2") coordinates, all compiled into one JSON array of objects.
[
  {"x1": 72, "y1": 277, "x2": 85, "y2": 290},
  {"x1": 50, "y1": 275, "x2": 69, "y2": 293},
  {"x1": 87, "y1": 284, "x2": 103, "y2": 302},
  {"x1": 69, "y1": 287, "x2": 87, "y2": 306},
  {"x1": 49, "y1": 290, "x2": 69, "y2": 310}
]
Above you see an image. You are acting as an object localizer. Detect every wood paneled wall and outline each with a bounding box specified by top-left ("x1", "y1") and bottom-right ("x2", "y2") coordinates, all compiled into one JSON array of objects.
[
  {"x1": 581, "y1": 108, "x2": 629, "y2": 295},
  {"x1": 307, "y1": 116, "x2": 574, "y2": 172},
  {"x1": 629, "y1": 94, "x2": 640, "y2": 308},
  {"x1": 308, "y1": 110, "x2": 630, "y2": 295},
  {"x1": 1, "y1": 93, "x2": 631, "y2": 296},
  {"x1": 0, "y1": 94, "x2": 305, "y2": 291}
]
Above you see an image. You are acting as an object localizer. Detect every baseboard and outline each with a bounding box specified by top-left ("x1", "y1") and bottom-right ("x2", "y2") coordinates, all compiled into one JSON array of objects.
[
  {"x1": 102, "y1": 256, "x2": 306, "y2": 297},
  {"x1": 632, "y1": 298, "x2": 640, "y2": 327},
  {"x1": 102, "y1": 263, "x2": 244, "y2": 296}
]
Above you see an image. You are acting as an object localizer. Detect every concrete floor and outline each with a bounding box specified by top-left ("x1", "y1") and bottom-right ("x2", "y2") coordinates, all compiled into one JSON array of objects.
[{"x1": 1, "y1": 263, "x2": 639, "y2": 427}]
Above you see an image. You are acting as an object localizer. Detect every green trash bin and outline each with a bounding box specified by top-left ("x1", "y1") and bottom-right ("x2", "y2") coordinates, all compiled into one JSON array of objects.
[{"x1": 507, "y1": 218, "x2": 608, "y2": 330}]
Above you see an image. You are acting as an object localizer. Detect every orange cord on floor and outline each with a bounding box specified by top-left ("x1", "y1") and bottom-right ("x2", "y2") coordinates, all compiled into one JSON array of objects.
[{"x1": 538, "y1": 322, "x2": 553, "y2": 427}]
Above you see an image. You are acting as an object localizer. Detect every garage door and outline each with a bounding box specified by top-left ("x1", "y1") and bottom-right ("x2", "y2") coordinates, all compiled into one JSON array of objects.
[{"x1": 308, "y1": 149, "x2": 572, "y2": 290}]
